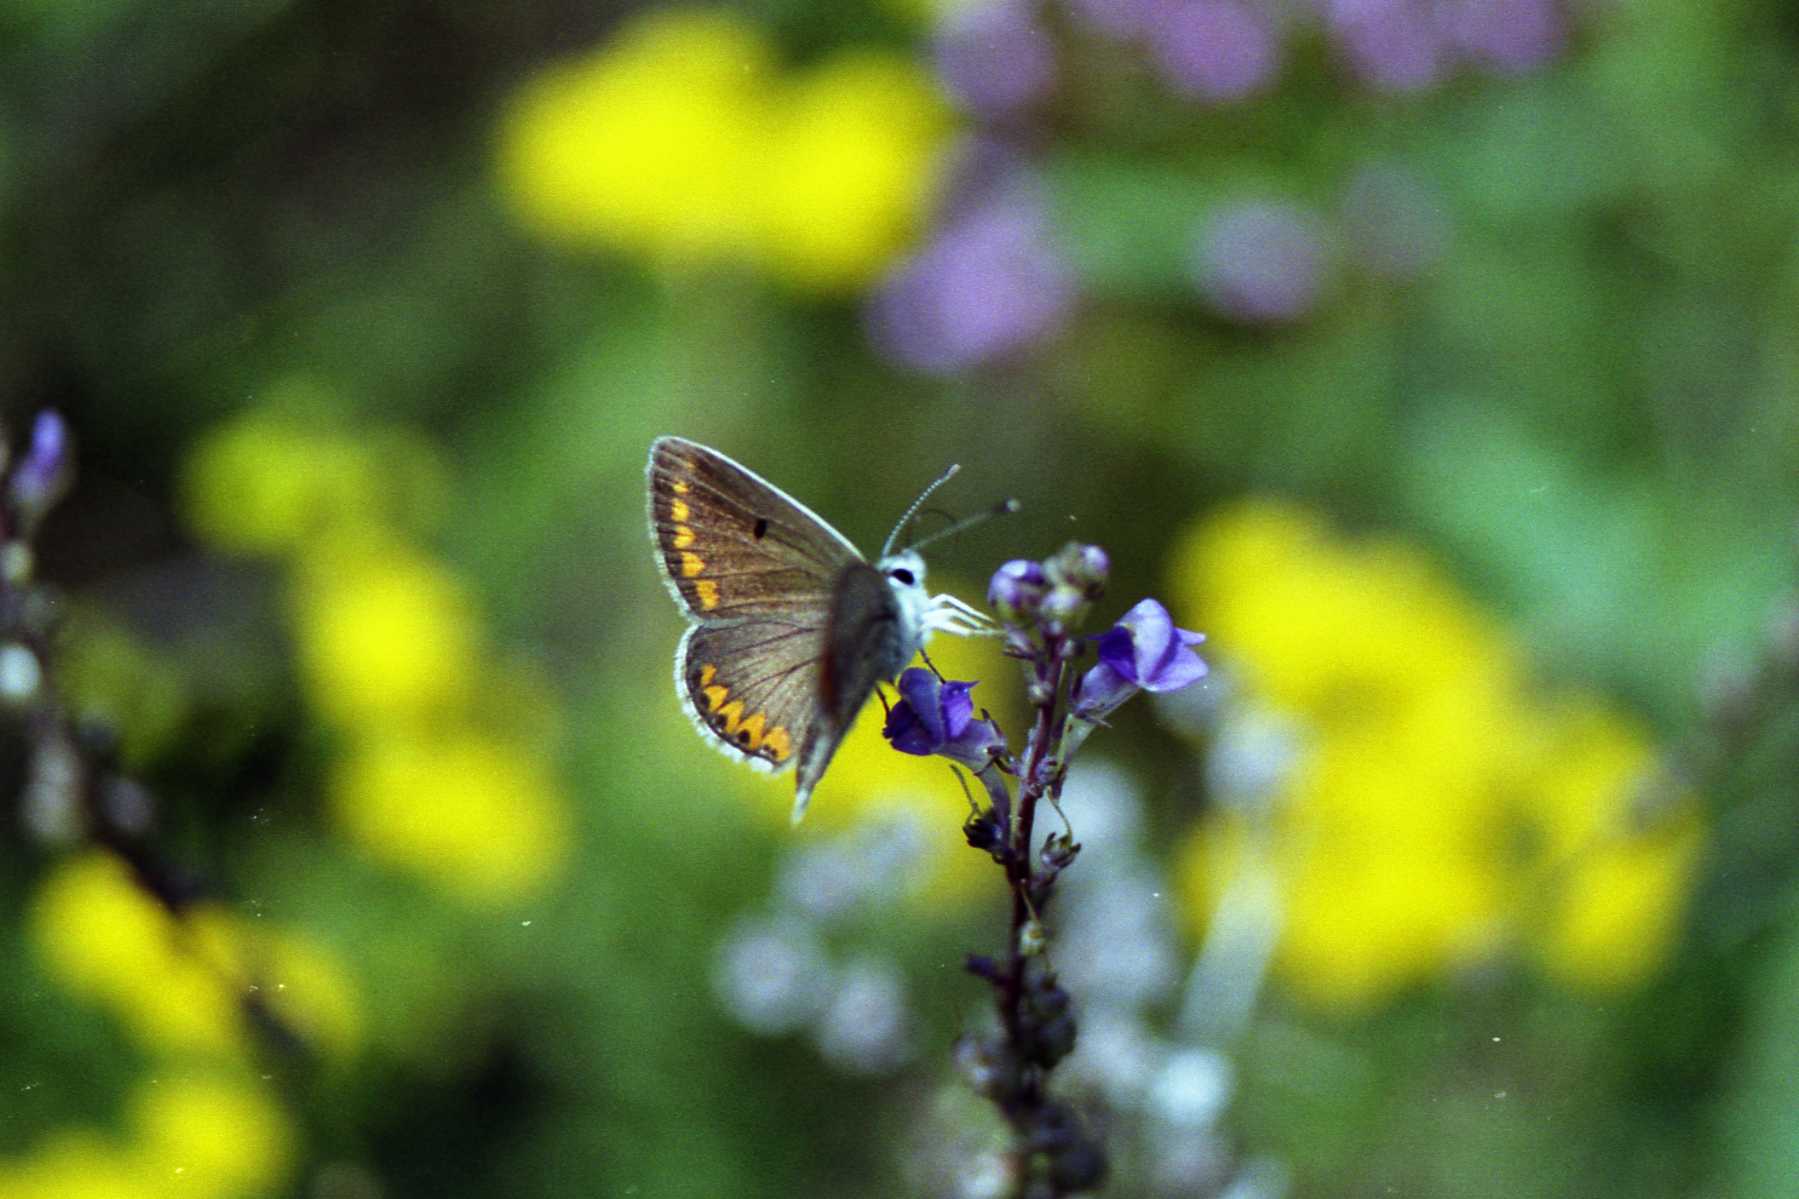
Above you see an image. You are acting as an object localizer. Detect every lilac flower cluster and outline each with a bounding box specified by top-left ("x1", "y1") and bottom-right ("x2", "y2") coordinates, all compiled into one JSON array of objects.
[
  {"x1": 1066, "y1": 0, "x2": 1567, "y2": 97},
  {"x1": 932, "y1": 0, "x2": 1058, "y2": 123},
  {"x1": 879, "y1": 541, "x2": 1207, "y2": 1196},
  {"x1": 1323, "y1": 0, "x2": 1567, "y2": 92},
  {"x1": 887, "y1": 0, "x2": 1523, "y2": 361},
  {"x1": 1193, "y1": 199, "x2": 1331, "y2": 326},
  {"x1": 1067, "y1": 0, "x2": 1282, "y2": 104},
  {"x1": 865, "y1": 152, "x2": 1076, "y2": 375},
  {"x1": 1193, "y1": 162, "x2": 1450, "y2": 325}
]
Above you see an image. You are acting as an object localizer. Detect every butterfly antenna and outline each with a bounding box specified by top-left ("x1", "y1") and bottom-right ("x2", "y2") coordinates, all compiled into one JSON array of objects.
[
  {"x1": 904, "y1": 497, "x2": 1022, "y2": 554},
  {"x1": 882, "y1": 463, "x2": 961, "y2": 558}
]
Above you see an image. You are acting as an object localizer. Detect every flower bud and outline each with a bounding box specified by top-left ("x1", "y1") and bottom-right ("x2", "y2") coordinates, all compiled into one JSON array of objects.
[
  {"x1": 1039, "y1": 585, "x2": 1089, "y2": 628},
  {"x1": 1071, "y1": 544, "x2": 1109, "y2": 591},
  {"x1": 964, "y1": 806, "x2": 1009, "y2": 861},
  {"x1": 1031, "y1": 1013, "x2": 1076, "y2": 1066},
  {"x1": 1044, "y1": 541, "x2": 1108, "y2": 593},
  {"x1": 1019, "y1": 917, "x2": 1047, "y2": 957},
  {"x1": 1039, "y1": 832, "x2": 1080, "y2": 872},
  {"x1": 954, "y1": 1034, "x2": 1007, "y2": 1097},
  {"x1": 988, "y1": 559, "x2": 1048, "y2": 624},
  {"x1": 8, "y1": 411, "x2": 72, "y2": 532},
  {"x1": 964, "y1": 953, "x2": 1002, "y2": 983},
  {"x1": 1027, "y1": 974, "x2": 1070, "y2": 1015},
  {"x1": 1050, "y1": 1139, "x2": 1108, "y2": 1190}
]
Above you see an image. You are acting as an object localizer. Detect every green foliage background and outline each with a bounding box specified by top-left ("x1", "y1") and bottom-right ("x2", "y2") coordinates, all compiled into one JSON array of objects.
[{"x1": 1, "y1": 1, "x2": 1795, "y2": 1197}]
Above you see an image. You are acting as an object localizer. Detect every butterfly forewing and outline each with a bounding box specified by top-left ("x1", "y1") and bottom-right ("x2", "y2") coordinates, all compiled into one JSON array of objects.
[{"x1": 648, "y1": 436, "x2": 861, "y2": 621}]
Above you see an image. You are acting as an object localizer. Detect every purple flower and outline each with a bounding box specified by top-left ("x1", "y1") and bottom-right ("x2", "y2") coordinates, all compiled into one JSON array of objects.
[
  {"x1": 884, "y1": 668, "x2": 1008, "y2": 768},
  {"x1": 934, "y1": 0, "x2": 1059, "y2": 121},
  {"x1": 1073, "y1": 599, "x2": 1207, "y2": 720},
  {"x1": 1322, "y1": 0, "x2": 1566, "y2": 91},
  {"x1": 866, "y1": 166, "x2": 1076, "y2": 374},
  {"x1": 1147, "y1": 0, "x2": 1281, "y2": 104},
  {"x1": 1324, "y1": 0, "x2": 1451, "y2": 93},
  {"x1": 1440, "y1": 0, "x2": 1564, "y2": 75},
  {"x1": 1194, "y1": 200, "x2": 1330, "y2": 325},
  {"x1": 989, "y1": 558, "x2": 1049, "y2": 621},
  {"x1": 8, "y1": 410, "x2": 72, "y2": 527},
  {"x1": 1048, "y1": 543, "x2": 1109, "y2": 591}
]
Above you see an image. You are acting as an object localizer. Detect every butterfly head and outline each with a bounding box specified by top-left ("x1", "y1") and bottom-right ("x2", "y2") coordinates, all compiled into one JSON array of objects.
[
  {"x1": 877, "y1": 548, "x2": 926, "y2": 593},
  {"x1": 875, "y1": 548, "x2": 930, "y2": 663},
  {"x1": 877, "y1": 547, "x2": 994, "y2": 648}
]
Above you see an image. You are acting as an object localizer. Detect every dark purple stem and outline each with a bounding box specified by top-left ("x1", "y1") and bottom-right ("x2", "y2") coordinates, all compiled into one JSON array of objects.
[{"x1": 991, "y1": 629, "x2": 1078, "y2": 1192}]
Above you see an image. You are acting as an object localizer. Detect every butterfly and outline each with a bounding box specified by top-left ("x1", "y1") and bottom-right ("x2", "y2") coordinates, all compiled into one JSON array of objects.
[{"x1": 646, "y1": 437, "x2": 992, "y2": 822}]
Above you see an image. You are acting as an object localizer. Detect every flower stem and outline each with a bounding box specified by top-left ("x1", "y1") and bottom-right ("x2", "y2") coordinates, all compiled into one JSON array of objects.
[{"x1": 994, "y1": 629, "x2": 1073, "y2": 1192}]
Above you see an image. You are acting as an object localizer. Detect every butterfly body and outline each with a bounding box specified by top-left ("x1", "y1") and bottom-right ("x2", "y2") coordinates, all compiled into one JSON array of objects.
[{"x1": 646, "y1": 437, "x2": 985, "y2": 821}]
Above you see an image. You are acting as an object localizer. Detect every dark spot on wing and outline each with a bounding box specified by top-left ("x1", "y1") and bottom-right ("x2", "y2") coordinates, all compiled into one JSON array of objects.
[{"x1": 753, "y1": 517, "x2": 769, "y2": 540}]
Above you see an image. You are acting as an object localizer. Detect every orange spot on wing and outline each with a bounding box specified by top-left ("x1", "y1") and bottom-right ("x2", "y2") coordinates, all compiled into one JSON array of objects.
[
  {"x1": 736, "y1": 710, "x2": 767, "y2": 749},
  {"x1": 703, "y1": 684, "x2": 728, "y2": 713},
  {"x1": 680, "y1": 551, "x2": 705, "y2": 578},
  {"x1": 695, "y1": 580, "x2": 720, "y2": 610},
  {"x1": 698, "y1": 663, "x2": 717, "y2": 687},
  {"x1": 670, "y1": 498, "x2": 690, "y2": 522},
  {"x1": 672, "y1": 526, "x2": 695, "y2": 549},
  {"x1": 672, "y1": 480, "x2": 690, "y2": 495},
  {"x1": 763, "y1": 726, "x2": 792, "y2": 761},
  {"x1": 717, "y1": 700, "x2": 745, "y2": 733}
]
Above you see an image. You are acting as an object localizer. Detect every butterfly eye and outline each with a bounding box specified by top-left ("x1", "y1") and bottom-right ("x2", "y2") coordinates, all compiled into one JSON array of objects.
[{"x1": 889, "y1": 567, "x2": 916, "y2": 586}]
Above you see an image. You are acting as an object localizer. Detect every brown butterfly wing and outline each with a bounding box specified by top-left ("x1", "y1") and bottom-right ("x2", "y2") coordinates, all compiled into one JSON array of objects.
[
  {"x1": 647, "y1": 436, "x2": 861, "y2": 622},
  {"x1": 672, "y1": 563, "x2": 904, "y2": 800},
  {"x1": 674, "y1": 620, "x2": 829, "y2": 775}
]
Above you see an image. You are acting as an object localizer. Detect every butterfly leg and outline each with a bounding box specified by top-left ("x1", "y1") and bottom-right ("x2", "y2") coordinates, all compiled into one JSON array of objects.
[{"x1": 924, "y1": 593, "x2": 997, "y2": 637}]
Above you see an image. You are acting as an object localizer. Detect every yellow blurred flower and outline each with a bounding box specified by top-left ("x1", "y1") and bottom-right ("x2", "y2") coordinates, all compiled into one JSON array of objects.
[
  {"x1": 0, "y1": 1132, "x2": 156, "y2": 1199},
  {"x1": 1170, "y1": 500, "x2": 1704, "y2": 1010},
  {"x1": 184, "y1": 401, "x2": 575, "y2": 906},
  {"x1": 757, "y1": 52, "x2": 952, "y2": 291},
  {"x1": 130, "y1": 1073, "x2": 294, "y2": 1199},
  {"x1": 185, "y1": 909, "x2": 365, "y2": 1062},
  {"x1": 30, "y1": 853, "x2": 239, "y2": 1055},
  {"x1": 0, "y1": 1075, "x2": 294, "y2": 1199},
  {"x1": 182, "y1": 386, "x2": 446, "y2": 557},
  {"x1": 1520, "y1": 701, "x2": 1704, "y2": 990},
  {"x1": 290, "y1": 538, "x2": 477, "y2": 731},
  {"x1": 1184, "y1": 501, "x2": 1516, "y2": 724},
  {"x1": 500, "y1": 9, "x2": 771, "y2": 260},
  {"x1": 30, "y1": 853, "x2": 366, "y2": 1062},
  {"x1": 498, "y1": 8, "x2": 952, "y2": 293},
  {"x1": 330, "y1": 730, "x2": 570, "y2": 904}
]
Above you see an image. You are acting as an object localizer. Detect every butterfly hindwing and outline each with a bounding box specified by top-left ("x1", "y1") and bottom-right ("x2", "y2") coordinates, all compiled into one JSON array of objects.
[
  {"x1": 675, "y1": 619, "x2": 830, "y2": 774},
  {"x1": 648, "y1": 436, "x2": 861, "y2": 621}
]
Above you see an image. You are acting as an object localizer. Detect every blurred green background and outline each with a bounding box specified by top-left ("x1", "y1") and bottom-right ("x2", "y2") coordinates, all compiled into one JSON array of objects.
[{"x1": 2, "y1": 0, "x2": 1796, "y2": 1196}]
